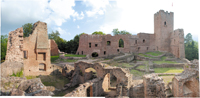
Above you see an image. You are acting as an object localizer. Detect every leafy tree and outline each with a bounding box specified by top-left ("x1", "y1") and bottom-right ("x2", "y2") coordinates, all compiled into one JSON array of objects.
[
  {"x1": 112, "y1": 28, "x2": 131, "y2": 35},
  {"x1": 48, "y1": 31, "x2": 67, "y2": 52},
  {"x1": 184, "y1": 33, "x2": 193, "y2": 44},
  {"x1": 92, "y1": 31, "x2": 105, "y2": 35},
  {"x1": 22, "y1": 23, "x2": 33, "y2": 37},
  {"x1": 184, "y1": 33, "x2": 198, "y2": 60},
  {"x1": 1, "y1": 35, "x2": 8, "y2": 61}
]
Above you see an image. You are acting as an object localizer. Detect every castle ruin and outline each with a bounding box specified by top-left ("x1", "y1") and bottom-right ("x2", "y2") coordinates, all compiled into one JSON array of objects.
[{"x1": 76, "y1": 10, "x2": 185, "y2": 58}]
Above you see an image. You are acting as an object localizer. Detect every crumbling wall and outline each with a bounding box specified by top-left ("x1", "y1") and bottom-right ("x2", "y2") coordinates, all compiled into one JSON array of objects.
[
  {"x1": 69, "y1": 61, "x2": 132, "y2": 97},
  {"x1": 76, "y1": 10, "x2": 185, "y2": 59},
  {"x1": 49, "y1": 39, "x2": 59, "y2": 56},
  {"x1": 23, "y1": 21, "x2": 51, "y2": 76},
  {"x1": 129, "y1": 84, "x2": 144, "y2": 98},
  {"x1": 170, "y1": 29, "x2": 185, "y2": 58},
  {"x1": 5, "y1": 27, "x2": 23, "y2": 62},
  {"x1": 172, "y1": 69, "x2": 199, "y2": 97},
  {"x1": 143, "y1": 74, "x2": 166, "y2": 98},
  {"x1": 1, "y1": 28, "x2": 24, "y2": 77},
  {"x1": 64, "y1": 78, "x2": 103, "y2": 97}
]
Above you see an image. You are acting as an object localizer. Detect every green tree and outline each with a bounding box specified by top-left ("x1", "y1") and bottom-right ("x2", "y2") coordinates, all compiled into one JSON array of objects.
[
  {"x1": 112, "y1": 28, "x2": 131, "y2": 35},
  {"x1": 92, "y1": 31, "x2": 105, "y2": 35},
  {"x1": 184, "y1": 33, "x2": 193, "y2": 44},
  {"x1": 184, "y1": 33, "x2": 198, "y2": 60},
  {"x1": 119, "y1": 39, "x2": 124, "y2": 48},
  {"x1": 48, "y1": 31, "x2": 67, "y2": 52},
  {"x1": 1, "y1": 35, "x2": 8, "y2": 62},
  {"x1": 22, "y1": 23, "x2": 33, "y2": 37}
]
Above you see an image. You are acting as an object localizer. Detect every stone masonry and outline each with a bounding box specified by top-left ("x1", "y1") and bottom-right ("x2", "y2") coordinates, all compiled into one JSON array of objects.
[
  {"x1": 49, "y1": 39, "x2": 59, "y2": 56},
  {"x1": 76, "y1": 10, "x2": 185, "y2": 59}
]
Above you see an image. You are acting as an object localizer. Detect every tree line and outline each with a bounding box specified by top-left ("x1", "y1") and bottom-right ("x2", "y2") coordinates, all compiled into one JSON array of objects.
[{"x1": 0, "y1": 23, "x2": 198, "y2": 62}]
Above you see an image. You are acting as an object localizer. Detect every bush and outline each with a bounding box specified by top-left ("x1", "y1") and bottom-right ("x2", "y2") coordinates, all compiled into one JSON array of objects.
[{"x1": 10, "y1": 70, "x2": 23, "y2": 77}]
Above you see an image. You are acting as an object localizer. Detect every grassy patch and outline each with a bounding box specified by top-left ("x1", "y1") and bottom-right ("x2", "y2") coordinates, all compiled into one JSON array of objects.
[
  {"x1": 10, "y1": 70, "x2": 23, "y2": 77},
  {"x1": 161, "y1": 56, "x2": 167, "y2": 61},
  {"x1": 65, "y1": 54, "x2": 86, "y2": 57},
  {"x1": 138, "y1": 53, "x2": 154, "y2": 58},
  {"x1": 63, "y1": 59, "x2": 78, "y2": 62},
  {"x1": 136, "y1": 65, "x2": 146, "y2": 69},
  {"x1": 39, "y1": 75, "x2": 69, "y2": 89},
  {"x1": 145, "y1": 51, "x2": 163, "y2": 56},
  {"x1": 25, "y1": 76, "x2": 38, "y2": 80},
  {"x1": 130, "y1": 69, "x2": 144, "y2": 76},
  {"x1": 51, "y1": 55, "x2": 59, "y2": 63},
  {"x1": 160, "y1": 75, "x2": 175, "y2": 86},
  {"x1": 154, "y1": 68, "x2": 183, "y2": 73},
  {"x1": 153, "y1": 61, "x2": 177, "y2": 64},
  {"x1": 121, "y1": 63, "x2": 133, "y2": 68}
]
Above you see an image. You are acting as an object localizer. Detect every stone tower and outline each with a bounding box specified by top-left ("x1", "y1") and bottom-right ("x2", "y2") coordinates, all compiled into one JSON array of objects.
[{"x1": 154, "y1": 10, "x2": 174, "y2": 52}]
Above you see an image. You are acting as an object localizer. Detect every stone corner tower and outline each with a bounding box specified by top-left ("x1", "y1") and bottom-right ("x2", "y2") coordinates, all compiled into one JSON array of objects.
[{"x1": 154, "y1": 10, "x2": 174, "y2": 52}]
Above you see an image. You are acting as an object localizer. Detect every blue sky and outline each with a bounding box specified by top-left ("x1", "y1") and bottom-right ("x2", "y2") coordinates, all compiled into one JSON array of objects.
[{"x1": 1, "y1": 0, "x2": 199, "y2": 42}]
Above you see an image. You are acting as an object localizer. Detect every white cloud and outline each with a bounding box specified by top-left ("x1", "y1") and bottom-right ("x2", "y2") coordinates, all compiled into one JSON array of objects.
[
  {"x1": 1, "y1": 0, "x2": 84, "y2": 33},
  {"x1": 99, "y1": 0, "x2": 200, "y2": 39},
  {"x1": 54, "y1": 27, "x2": 71, "y2": 35},
  {"x1": 77, "y1": 25, "x2": 80, "y2": 29},
  {"x1": 83, "y1": 0, "x2": 110, "y2": 17}
]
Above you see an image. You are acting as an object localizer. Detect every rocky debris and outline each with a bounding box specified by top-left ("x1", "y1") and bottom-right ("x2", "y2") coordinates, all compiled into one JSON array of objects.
[
  {"x1": 32, "y1": 90, "x2": 54, "y2": 96},
  {"x1": 46, "y1": 86, "x2": 55, "y2": 92},
  {"x1": 18, "y1": 78, "x2": 42, "y2": 91},
  {"x1": 0, "y1": 76, "x2": 26, "y2": 95},
  {"x1": 62, "y1": 64, "x2": 74, "y2": 78},
  {"x1": 10, "y1": 89, "x2": 25, "y2": 96},
  {"x1": 25, "y1": 82, "x2": 47, "y2": 93},
  {"x1": 1, "y1": 61, "x2": 24, "y2": 77}
]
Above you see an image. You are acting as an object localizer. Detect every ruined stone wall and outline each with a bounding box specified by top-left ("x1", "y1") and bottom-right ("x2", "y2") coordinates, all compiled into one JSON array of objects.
[
  {"x1": 172, "y1": 69, "x2": 199, "y2": 97},
  {"x1": 23, "y1": 21, "x2": 51, "y2": 76},
  {"x1": 143, "y1": 74, "x2": 166, "y2": 98},
  {"x1": 76, "y1": 33, "x2": 156, "y2": 57},
  {"x1": 154, "y1": 10, "x2": 174, "y2": 52},
  {"x1": 5, "y1": 27, "x2": 24, "y2": 62},
  {"x1": 129, "y1": 84, "x2": 144, "y2": 98},
  {"x1": 76, "y1": 10, "x2": 184, "y2": 58},
  {"x1": 64, "y1": 78, "x2": 104, "y2": 97},
  {"x1": 170, "y1": 29, "x2": 185, "y2": 58},
  {"x1": 49, "y1": 39, "x2": 59, "y2": 56},
  {"x1": 70, "y1": 61, "x2": 132, "y2": 96}
]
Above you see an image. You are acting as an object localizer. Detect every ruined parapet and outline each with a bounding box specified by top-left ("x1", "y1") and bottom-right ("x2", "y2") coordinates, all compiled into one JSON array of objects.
[
  {"x1": 172, "y1": 69, "x2": 199, "y2": 97},
  {"x1": 170, "y1": 29, "x2": 185, "y2": 58},
  {"x1": 64, "y1": 78, "x2": 103, "y2": 97},
  {"x1": 143, "y1": 74, "x2": 166, "y2": 98},
  {"x1": 5, "y1": 27, "x2": 23, "y2": 62}
]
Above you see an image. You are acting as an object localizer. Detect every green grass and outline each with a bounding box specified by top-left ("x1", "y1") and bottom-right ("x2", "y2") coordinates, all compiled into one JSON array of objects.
[
  {"x1": 138, "y1": 53, "x2": 154, "y2": 58},
  {"x1": 121, "y1": 63, "x2": 133, "y2": 68},
  {"x1": 136, "y1": 65, "x2": 146, "y2": 69},
  {"x1": 25, "y1": 76, "x2": 38, "y2": 80},
  {"x1": 65, "y1": 54, "x2": 86, "y2": 57},
  {"x1": 154, "y1": 68, "x2": 183, "y2": 73},
  {"x1": 39, "y1": 75, "x2": 69, "y2": 89},
  {"x1": 61, "y1": 59, "x2": 78, "y2": 62},
  {"x1": 130, "y1": 69, "x2": 144, "y2": 76},
  {"x1": 161, "y1": 56, "x2": 167, "y2": 61},
  {"x1": 145, "y1": 51, "x2": 163, "y2": 56},
  {"x1": 10, "y1": 70, "x2": 23, "y2": 77},
  {"x1": 160, "y1": 75, "x2": 175, "y2": 86},
  {"x1": 51, "y1": 55, "x2": 59, "y2": 63},
  {"x1": 153, "y1": 61, "x2": 177, "y2": 64}
]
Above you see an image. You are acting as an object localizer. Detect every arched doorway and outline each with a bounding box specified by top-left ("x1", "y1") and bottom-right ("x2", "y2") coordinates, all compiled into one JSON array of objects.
[
  {"x1": 91, "y1": 52, "x2": 98, "y2": 57},
  {"x1": 119, "y1": 39, "x2": 124, "y2": 48},
  {"x1": 85, "y1": 67, "x2": 97, "y2": 80}
]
